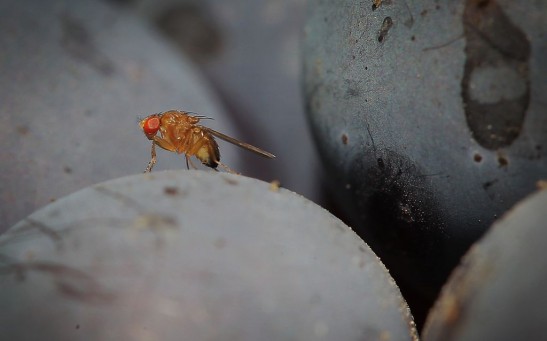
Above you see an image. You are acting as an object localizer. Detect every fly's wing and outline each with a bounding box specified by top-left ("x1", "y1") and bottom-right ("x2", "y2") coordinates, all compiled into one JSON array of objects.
[{"x1": 200, "y1": 126, "x2": 275, "y2": 159}]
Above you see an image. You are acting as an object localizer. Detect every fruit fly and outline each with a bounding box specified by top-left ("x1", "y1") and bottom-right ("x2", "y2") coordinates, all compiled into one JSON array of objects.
[{"x1": 139, "y1": 110, "x2": 275, "y2": 173}]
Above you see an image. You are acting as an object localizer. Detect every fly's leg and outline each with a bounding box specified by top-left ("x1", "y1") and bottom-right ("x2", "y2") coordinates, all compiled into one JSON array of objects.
[
  {"x1": 185, "y1": 155, "x2": 198, "y2": 170},
  {"x1": 187, "y1": 136, "x2": 239, "y2": 174},
  {"x1": 186, "y1": 134, "x2": 223, "y2": 170},
  {"x1": 144, "y1": 142, "x2": 157, "y2": 173},
  {"x1": 145, "y1": 136, "x2": 177, "y2": 173},
  {"x1": 215, "y1": 161, "x2": 239, "y2": 174}
]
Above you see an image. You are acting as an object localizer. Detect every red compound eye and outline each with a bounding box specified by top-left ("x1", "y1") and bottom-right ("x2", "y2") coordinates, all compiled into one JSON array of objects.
[{"x1": 143, "y1": 116, "x2": 160, "y2": 136}]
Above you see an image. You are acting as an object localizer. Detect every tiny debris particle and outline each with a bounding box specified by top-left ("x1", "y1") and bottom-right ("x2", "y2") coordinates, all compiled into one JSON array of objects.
[
  {"x1": 473, "y1": 153, "x2": 482, "y2": 162},
  {"x1": 378, "y1": 17, "x2": 393, "y2": 43},
  {"x1": 482, "y1": 179, "x2": 498, "y2": 190},
  {"x1": 17, "y1": 125, "x2": 30, "y2": 135},
  {"x1": 497, "y1": 155, "x2": 508, "y2": 167},
  {"x1": 269, "y1": 180, "x2": 281, "y2": 192},
  {"x1": 223, "y1": 176, "x2": 239, "y2": 185},
  {"x1": 164, "y1": 186, "x2": 179, "y2": 195},
  {"x1": 341, "y1": 134, "x2": 348, "y2": 145},
  {"x1": 372, "y1": 0, "x2": 383, "y2": 11}
]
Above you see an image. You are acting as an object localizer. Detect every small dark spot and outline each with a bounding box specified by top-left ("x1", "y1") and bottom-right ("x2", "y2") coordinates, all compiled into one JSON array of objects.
[
  {"x1": 164, "y1": 186, "x2": 179, "y2": 195},
  {"x1": 365, "y1": 66, "x2": 368, "y2": 70},
  {"x1": 352, "y1": 55, "x2": 356, "y2": 60},
  {"x1": 355, "y1": 39, "x2": 359, "y2": 43},
  {"x1": 17, "y1": 125, "x2": 29, "y2": 135},
  {"x1": 536, "y1": 145, "x2": 542, "y2": 151},
  {"x1": 63, "y1": 166, "x2": 72, "y2": 174},
  {"x1": 377, "y1": 158, "x2": 385, "y2": 169},
  {"x1": 223, "y1": 176, "x2": 238, "y2": 185},
  {"x1": 341, "y1": 134, "x2": 349, "y2": 145},
  {"x1": 359, "y1": 245, "x2": 367, "y2": 253},
  {"x1": 365, "y1": 99, "x2": 368, "y2": 102},
  {"x1": 345, "y1": 87, "x2": 359, "y2": 98},
  {"x1": 482, "y1": 178, "x2": 498, "y2": 190},
  {"x1": 497, "y1": 155, "x2": 508, "y2": 167},
  {"x1": 473, "y1": 153, "x2": 482, "y2": 162},
  {"x1": 49, "y1": 198, "x2": 57, "y2": 203},
  {"x1": 420, "y1": 9, "x2": 428, "y2": 17},
  {"x1": 435, "y1": 4, "x2": 440, "y2": 10},
  {"x1": 411, "y1": 35, "x2": 416, "y2": 41},
  {"x1": 75, "y1": 324, "x2": 80, "y2": 330}
]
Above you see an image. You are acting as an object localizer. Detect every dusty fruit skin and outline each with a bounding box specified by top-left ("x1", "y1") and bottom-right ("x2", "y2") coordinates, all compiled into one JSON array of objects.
[
  {"x1": 303, "y1": 0, "x2": 547, "y2": 326},
  {"x1": 0, "y1": 171, "x2": 418, "y2": 341},
  {"x1": 423, "y1": 188, "x2": 547, "y2": 341}
]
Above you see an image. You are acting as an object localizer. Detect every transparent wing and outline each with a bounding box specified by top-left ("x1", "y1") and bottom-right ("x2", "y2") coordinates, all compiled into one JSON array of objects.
[{"x1": 200, "y1": 126, "x2": 275, "y2": 159}]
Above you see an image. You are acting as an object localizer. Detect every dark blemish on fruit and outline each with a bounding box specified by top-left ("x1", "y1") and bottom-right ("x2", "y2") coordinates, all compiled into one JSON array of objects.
[
  {"x1": 497, "y1": 154, "x2": 508, "y2": 167},
  {"x1": 482, "y1": 178, "x2": 498, "y2": 190},
  {"x1": 461, "y1": 0, "x2": 530, "y2": 149},
  {"x1": 377, "y1": 158, "x2": 385, "y2": 169},
  {"x1": 164, "y1": 186, "x2": 179, "y2": 195},
  {"x1": 17, "y1": 125, "x2": 30, "y2": 135},
  {"x1": 378, "y1": 17, "x2": 393, "y2": 43}
]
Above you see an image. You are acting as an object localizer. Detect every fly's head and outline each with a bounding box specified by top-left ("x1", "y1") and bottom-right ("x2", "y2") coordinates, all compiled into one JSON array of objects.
[{"x1": 140, "y1": 114, "x2": 161, "y2": 140}]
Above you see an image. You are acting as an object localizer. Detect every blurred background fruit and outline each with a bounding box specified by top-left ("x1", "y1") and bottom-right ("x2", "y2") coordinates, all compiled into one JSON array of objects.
[
  {"x1": 0, "y1": 0, "x2": 293, "y2": 232},
  {"x1": 303, "y1": 0, "x2": 547, "y2": 327},
  {"x1": 0, "y1": 0, "x2": 230, "y2": 230},
  {"x1": 0, "y1": 171, "x2": 418, "y2": 341},
  {"x1": 423, "y1": 187, "x2": 547, "y2": 341}
]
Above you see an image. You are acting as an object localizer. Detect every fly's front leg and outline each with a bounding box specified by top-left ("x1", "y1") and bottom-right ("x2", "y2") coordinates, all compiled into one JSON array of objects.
[
  {"x1": 144, "y1": 136, "x2": 177, "y2": 173},
  {"x1": 144, "y1": 142, "x2": 157, "y2": 173}
]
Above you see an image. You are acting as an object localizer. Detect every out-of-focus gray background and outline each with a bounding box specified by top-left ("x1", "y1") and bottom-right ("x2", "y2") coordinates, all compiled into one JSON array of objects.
[
  {"x1": 0, "y1": 0, "x2": 320, "y2": 231},
  {"x1": 131, "y1": 0, "x2": 318, "y2": 191}
]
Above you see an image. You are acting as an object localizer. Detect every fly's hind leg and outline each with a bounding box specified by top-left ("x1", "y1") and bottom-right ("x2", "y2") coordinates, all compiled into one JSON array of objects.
[
  {"x1": 185, "y1": 155, "x2": 198, "y2": 170},
  {"x1": 214, "y1": 161, "x2": 239, "y2": 175}
]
